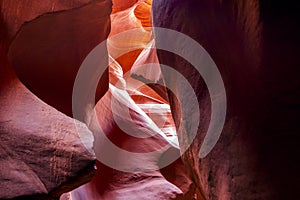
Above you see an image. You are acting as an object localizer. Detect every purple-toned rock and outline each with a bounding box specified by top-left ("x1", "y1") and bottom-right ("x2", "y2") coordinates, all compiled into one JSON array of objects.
[{"x1": 152, "y1": 0, "x2": 300, "y2": 199}]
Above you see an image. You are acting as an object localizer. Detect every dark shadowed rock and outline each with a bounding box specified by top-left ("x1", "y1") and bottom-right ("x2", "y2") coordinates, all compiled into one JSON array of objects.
[
  {"x1": 153, "y1": 0, "x2": 300, "y2": 199},
  {"x1": 7, "y1": 0, "x2": 112, "y2": 116}
]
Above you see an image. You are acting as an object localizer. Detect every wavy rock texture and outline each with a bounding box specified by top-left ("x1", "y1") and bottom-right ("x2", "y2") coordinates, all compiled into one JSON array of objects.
[
  {"x1": 63, "y1": 1, "x2": 196, "y2": 199},
  {"x1": 0, "y1": 0, "x2": 112, "y2": 199},
  {"x1": 2, "y1": 0, "x2": 297, "y2": 199},
  {"x1": 66, "y1": 43, "x2": 185, "y2": 200},
  {"x1": 152, "y1": 0, "x2": 300, "y2": 199},
  {"x1": 1, "y1": 0, "x2": 192, "y2": 199},
  {"x1": 68, "y1": 85, "x2": 183, "y2": 200},
  {"x1": 7, "y1": 0, "x2": 111, "y2": 116}
]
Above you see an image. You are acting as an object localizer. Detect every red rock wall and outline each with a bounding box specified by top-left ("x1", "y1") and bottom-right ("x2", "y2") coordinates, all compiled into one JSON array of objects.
[
  {"x1": 2, "y1": 0, "x2": 299, "y2": 199},
  {"x1": 0, "y1": 0, "x2": 112, "y2": 198},
  {"x1": 152, "y1": 0, "x2": 300, "y2": 199},
  {"x1": 6, "y1": 0, "x2": 112, "y2": 116}
]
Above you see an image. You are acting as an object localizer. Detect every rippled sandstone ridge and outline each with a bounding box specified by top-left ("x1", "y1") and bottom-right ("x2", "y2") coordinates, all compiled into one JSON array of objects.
[{"x1": 1, "y1": 0, "x2": 299, "y2": 199}]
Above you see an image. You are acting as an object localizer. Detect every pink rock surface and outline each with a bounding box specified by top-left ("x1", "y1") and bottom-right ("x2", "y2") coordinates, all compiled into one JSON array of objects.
[
  {"x1": 0, "y1": 0, "x2": 112, "y2": 198},
  {"x1": 0, "y1": 75, "x2": 96, "y2": 199},
  {"x1": 67, "y1": 86, "x2": 183, "y2": 199},
  {"x1": 67, "y1": 50, "x2": 184, "y2": 200},
  {"x1": 3, "y1": 0, "x2": 297, "y2": 199}
]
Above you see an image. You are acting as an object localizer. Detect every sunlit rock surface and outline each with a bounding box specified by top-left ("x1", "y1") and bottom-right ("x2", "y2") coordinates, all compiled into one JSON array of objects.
[
  {"x1": 68, "y1": 81, "x2": 183, "y2": 199},
  {"x1": 153, "y1": 0, "x2": 300, "y2": 199},
  {"x1": 2, "y1": 0, "x2": 297, "y2": 199},
  {"x1": 67, "y1": 31, "x2": 184, "y2": 200},
  {"x1": 63, "y1": 0, "x2": 197, "y2": 199}
]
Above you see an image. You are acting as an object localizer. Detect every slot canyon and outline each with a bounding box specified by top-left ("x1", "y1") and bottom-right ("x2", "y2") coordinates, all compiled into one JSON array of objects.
[{"x1": 0, "y1": 0, "x2": 299, "y2": 199}]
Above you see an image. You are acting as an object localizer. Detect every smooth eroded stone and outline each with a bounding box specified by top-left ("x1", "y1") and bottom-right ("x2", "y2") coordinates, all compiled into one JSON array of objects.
[
  {"x1": 153, "y1": 0, "x2": 300, "y2": 199},
  {"x1": 8, "y1": 0, "x2": 112, "y2": 116},
  {"x1": 0, "y1": 0, "x2": 112, "y2": 198}
]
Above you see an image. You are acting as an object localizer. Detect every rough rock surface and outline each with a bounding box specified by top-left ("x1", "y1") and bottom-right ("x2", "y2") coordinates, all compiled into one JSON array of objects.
[
  {"x1": 153, "y1": 0, "x2": 300, "y2": 199},
  {"x1": 0, "y1": 0, "x2": 112, "y2": 198},
  {"x1": 0, "y1": 76, "x2": 96, "y2": 199}
]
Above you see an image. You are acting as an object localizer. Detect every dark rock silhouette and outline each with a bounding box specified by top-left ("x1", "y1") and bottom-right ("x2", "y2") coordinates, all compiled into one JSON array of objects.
[{"x1": 153, "y1": 0, "x2": 300, "y2": 199}]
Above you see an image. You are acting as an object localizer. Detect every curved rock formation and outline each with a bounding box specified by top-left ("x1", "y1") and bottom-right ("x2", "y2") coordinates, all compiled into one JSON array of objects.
[
  {"x1": 7, "y1": 0, "x2": 111, "y2": 116},
  {"x1": 69, "y1": 86, "x2": 183, "y2": 200},
  {"x1": 0, "y1": 0, "x2": 112, "y2": 198},
  {"x1": 69, "y1": 1, "x2": 195, "y2": 198},
  {"x1": 2, "y1": 0, "x2": 298, "y2": 199},
  {"x1": 152, "y1": 0, "x2": 300, "y2": 199},
  {"x1": 0, "y1": 78, "x2": 95, "y2": 199},
  {"x1": 67, "y1": 50, "x2": 184, "y2": 200}
]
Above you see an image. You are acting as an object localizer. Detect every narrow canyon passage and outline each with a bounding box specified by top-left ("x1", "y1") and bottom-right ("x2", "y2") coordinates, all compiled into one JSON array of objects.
[
  {"x1": 2, "y1": 0, "x2": 196, "y2": 199},
  {"x1": 1, "y1": 0, "x2": 299, "y2": 199},
  {"x1": 63, "y1": 0, "x2": 195, "y2": 199}
]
